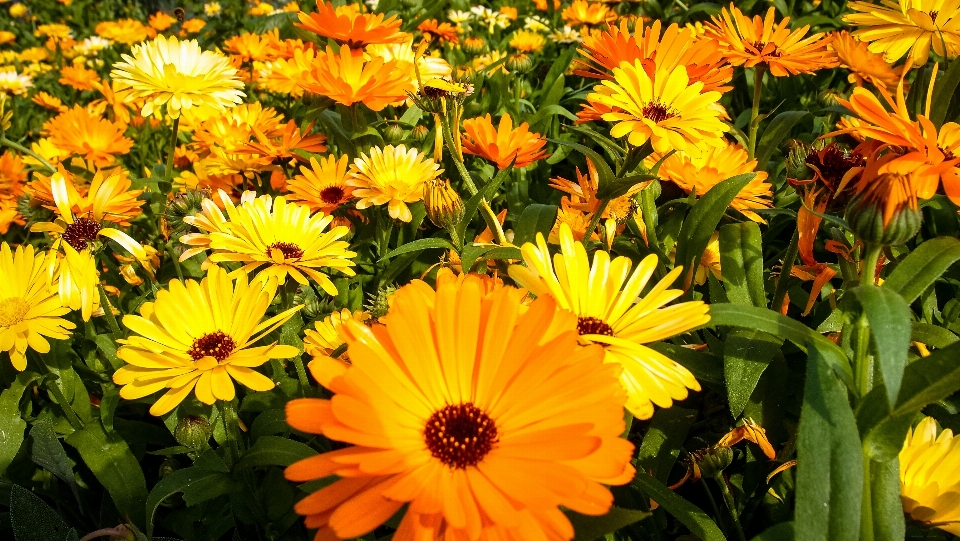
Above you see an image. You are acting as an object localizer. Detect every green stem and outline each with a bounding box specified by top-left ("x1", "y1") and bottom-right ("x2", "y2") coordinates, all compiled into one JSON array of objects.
[
  {"x1": 0, "y1": 136, "x2": 56, "y2": 173},
  {"x1": 771, "y1": 229, "x2": 800, "y2": 312},
  {"x1": 854, "y1": 316, "x2": 872, "y2": 399},
  {"x1": 514, "y1": 75, "x2": 523, "y2": 114},
  {"x1": 860, "y1": 455, "x2": 875, "y2": 541},
  {"x1": 97, "y1": 283, "x2": 122, "y2": 336},
  {"x1": 165, "y1": 117, "x2": 180, "y2": 183},
  {"x1": 747, "y1": 65, "x2": 766, "y2": 161},
  {"x1": 585, "y1": 199, "x2": 610, "y2": 245},
  {"x1": 861, "y1": 243, "x2": 882, "y2": 286},
  {"x1": 218, "y1": 400, "x2": 241, "y2": 466},
  {"x1": 714, "y1": 476, "x2": 748, "y2": 541},
  {"x1": 167, "y1": 241, "x2": 184, "y2": 282}
]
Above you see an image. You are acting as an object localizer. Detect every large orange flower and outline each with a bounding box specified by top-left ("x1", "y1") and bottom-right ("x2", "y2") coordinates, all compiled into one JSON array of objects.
[
  {"x1": 287, "y1": 154, "x2": 354, "y2": 214},
  {"x1": 830, "y1": 31, "x2": 903, "y2": 90},
  {"x1": 299, "y1": 45, "x2": 413, "y2": 111},
  {"x1": 461, "y1": 114, "x2": 549, "y2": 169},
  {"x1": 44, "y1": 106, "x2": 132, "y2": 167},
  {"x1": 297, "y1": 0, "x2": 408, "y2": 48},
  {"x1": 284, "y1": 274, "x2": 634, "y2": 540}
]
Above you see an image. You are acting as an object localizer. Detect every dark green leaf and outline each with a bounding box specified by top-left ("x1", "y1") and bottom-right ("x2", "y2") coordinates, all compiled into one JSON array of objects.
[
  {"x1": 930, "y1": 56, "x2": 960, "y2": 127},
  {"x1": 0, "y1": 372, "x2": 38, "y2": 475},
  {"x1": 846, "y1": 285, "x2": 912, "y2": 406},
  {"x1": 29, "y1": 418, "x2": 80, "y2": 506},
  {"x1": 236, "y1": 435, "x2": 316, "y2": 469},
  {"x1": 379, "y1": 237, "x2": 456, "y2": 261},
  {"x1": 719, "y1": 222, "x2": 766, "y2": 307},
  {"x1": 250, "y1": 409, "x2": 290, "y2": 440},
  {"x1": 751, "y1": 522, "x2": 795, "y2": 541},
  {"x1": 635, "y1": 406, "x2": 696, "y2": 484},
  {"x1": 894, "y1": 340, "x2": 960, "y2": 415},
  {"x1": 456, "y1": 165, "x2": 512, "y2": 244},
  {"x1": 910, "y1": 322, "x2": 958, "y2": 348},
  {"x1": 484, "y1": 246, "x2": 522, "y2": 261},
  {"x1": 597, "y1": 174, "x2": 656, "y2": 200},
  {"x1": 567, "y1": 507, "x2": 651, "y2": 541},
  {"x1": 512, "y1": 204, "x2": 558, "y2": 246},
  {"x1": 755, "y1": 111, "x2": 810, "y2": 170},
  {"x1": 724, "y1": 329, "x2": 783, "y2": 418},
  {"x1": 647, "y1": 342, "x2": 724, "y2": 385},
  {"x1": 547, "y1": 138, "x2": 617, "y2": 191},
  {"x1": 883, "y1": 237, "x2": 960, "y2": 304},
  {"x1": 145, "y1": 466, "x2": 237, "y2": 537},
  {"x1": 632, "y1": 473, "x2": 726, "y2": 541},
  {"x1": 869, "y1": 458, "x2": 905, "y2": 541},
  {"x1": 10, "y1": 484, "x2": 77, "y2": 541}
]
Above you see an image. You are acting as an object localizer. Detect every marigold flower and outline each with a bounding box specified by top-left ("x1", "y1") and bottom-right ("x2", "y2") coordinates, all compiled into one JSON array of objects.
[
  {"x1": 550, "y1": 157, "x2": 642, "y2": 221},
  {"x1": 58, "y1": 65, "x2": 98, "y2": 91},
  {"x1": 259, "y1": 48, "x2": 315, "y2": 97},
  {"x1": 509, "y1": 223, "x2": 711, "y2": 419},
  {"x1": 181, "y1": 19, "x2": 207, "y2": 34},
  {"x1": 461, "y1": 113, "x2": 548, "y2": 169},
  {"x1": 418, "y1": 19, "x2": 459, "y2": 44},
  {"x1": 299, "y1": 45, "x2": 413, "y2": 111},
  {"x1": 302, "y1": 308, "x2": 368, "y2": 359},
  {"x1": 96, "y1": 19, "x2": 154, "y2": 45},
  {"x1": 900, "y1": 417, "x2": 960, "y2": 535},
  {"x1": 347, "y1": 144, "x2": 441, "y2": 222},
  {"x1": 285, "y1": 274, "x2": 634, "y2": 540},
  {"x1": 562, "y1": 0, "x2": 615, "y2": 27},
  {"x1": 297, "y1": 0, "x2": 408, "y2": 48},
  {"x1": 36, "y1": 24, "x2": 72, "y2": 39},
  {"x1": 845, "y1": 0, "x2": 960, "y2": 65},
  {"x1": 44, "y1": 106, "x2": 132, "y2": 167},
  {"x1": 831, "y1": 31, "x2": 903, "y2": 90},
  {"x1": 113, "y1": 266, "x2": 301, "y2": 416},
  {"x1": 287, "y1": 155, "x2": 354, "y2": 214},
  {"x1": 111, "y1": 35, "x2": 245, "y2": 119},
  {"x1": 0, "y1": 32, "x2": 14, "y2": 45}
]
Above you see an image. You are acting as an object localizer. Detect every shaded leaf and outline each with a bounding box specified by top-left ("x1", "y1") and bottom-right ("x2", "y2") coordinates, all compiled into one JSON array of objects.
[
  {"x1": 724, "y1": 329, "x2": 783, "y2": 418},
  {"x1": 883, "y1": 237, "x2": 960, "y2": 304},
  {"x1": 568, "y1": 507, "x2": 651, "y2": 541},
  {"x1": 10, "y1": 484, "x2": 77, "y2": 541},
  {"x1": 846, "y1": 285, "x2": 912, "y2": 406},
  {"x1": 719, "y1": 222, "x2": 766, "y2": 307},
  {"x1": 236, "y1": 435, "x2": 316, "y2": 469},
  {"x1": 632, "y1": 473, "x2": 726, "y2": 541}
]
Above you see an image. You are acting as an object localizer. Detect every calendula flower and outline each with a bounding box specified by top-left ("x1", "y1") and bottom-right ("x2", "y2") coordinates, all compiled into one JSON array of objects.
[
  {"x1": 96, "y1": 19, "x2": 154, "y2": 45},
  {"x1": 113, "y1": 266, "x2": 301, "y2": 416},
  {"x1": 285, "y1": 274, "x2": 635, "y2": 540},
  {"x1": 73, "y1": 36, "x2": 112, "y2": 56},
  {"x1": 347, "y1": 144, "x2": 442, "y2": 222},
  {"x1": 111, "y1": 35, "x2": 245, "y2": 119},
  {"x1": 651, "y1": 141, "x2": 773, "y2": 222},
  {"x1": 562, "y1": 0, "x2": 615, "y2": 27},
  {"x1": 297, "y1": 0, "x2": 408, "y2": 48},
  {"x1": 0, "y1": 150, "x2": 26, "y2": 195},
  {"x1": 224, "y1": 29, "x2": 282, "y2": 63},
  {"x1": 58, "y1": 65, "x2": 98, "y2": 91},
  {"x1": 0, "y1": 69, "x2": 32, "y2": 95},
  {"x1": 831, "y1": 31, "x2": 903, "y2": 90},
  {"x1": 510, "y1": 30, "x2": 546, "y2": 52},
  {"x1": 259, "y1": 48, "x2": 314, "y2": 97},
  {"x1": 302, "y1": 308, "x2": 369, "y2": 359},
  {"x1": 900, "y1": 417, "x2": 960, "y2": 535},
  {"x1": 587, "y1": 61, "x2": 727, "y2": 152},
  {"x1": 187, "y1": 101, "x2": 285, "y2": 154},
  {"x1": 148, "y1": 11, "x2": 176, "y2": 32},
  {"x1": 509, "y1": 223, "x2": 711, "y2": 419},
  {"x1": 181, "y1": 19, "x2": 207, "y2": 34},
  {"x1": 418, "y1": 19, "x2": 459, "y2": 44},
  {"x1": 249, "y1": 2, "x2": 275, "y2": 16},
  {"x1": 845, "y1": 0, "x2": 960, "y2": 65},
  {"x1": 0, "y1": 32, "x2": 14, "y2": 45},
  {"x1": 461, "y1": 113, "x2": 549, "y2": 169},
  {"x1": 365, "y1": 38, "x2": 452, "y2": 92},
  {"x1": 204, "y1": 2, "x2": 222, "y2": 16},
  {"x1": 299, "y1": 45, "x2": 413, "y2": 111},
  {"x1": 44, "y1": 106, "x2": 133, "y2": 167},
  {"x1": 706, "y1": 4, "x2": 838, "y2": 76},
  {"x1": 0, "y1": 243, "x2": 75, "y2": 371},
  {"x1": 287, "y1": 155, "x2": 354, "y2": 214},
  {"x1": 31, "y1": 91, "x2": 67, "y2": 113},
  {"x1": 550, "y1": 157, "x2": 642, "y2": 221},
  {"x1": 36, "y1": 24, "x2": 72, "y2": 39}
]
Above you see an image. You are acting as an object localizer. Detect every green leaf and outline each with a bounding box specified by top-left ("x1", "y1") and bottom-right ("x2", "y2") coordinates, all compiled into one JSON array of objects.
[
  {"x1": 719, "y1": 222, "x2": 766, "y2": 307},
  {"x1": 145, "y1": 466, "x2": 236, "y2": 536},
  {"x1": 635, "y1": 406, "x2": 696, "y2": 484},
  {"x1": 29, "y1": 418, "x2": 81, "y2": 507},
  {"x1": 724, "y1": 329, "x2": 783, "y2": 418},
  {"x1": 597, "y1": 174, "x2": 657, "y2": 200},
  {"x1": 930, "y1": 56, "x2": 960, "y2": 127},
  {"x1": 868, "y1": 458, "x2": 905, "y2": 541},
  {"x1": 512, "y1": 204, "x2": 558, "y2": 246},
  {"x1": 379, "y1": 237, "x2": 456, "y2": 261},
  {"x1": 755, "y1": 111, "x2": 809, "y2": 170},
  {"x1": 548, "y1": 138, "x2": 618, "y2": 192},
  {"x1": 456, "y1": 166, "x2": 512, "y2": 244},
  {"x1": 484, "y1": 246, "x2": 522, "y2": 261},
  {"x1": 751, "y1": 522, "x2": 795, "y2": 541},
  {"x1": 10, "y1": 484, "x2": 77, "y2": 541},
  {"x1": 567, "y1": 507, "x2": 651, "y2": 541},
  {"x1": 65, "y1": 422, "x2": 148, "y2": 528},
  {"x1": 883, "y1": 237, "x2": 960, "y2": 304},
  {"x1": 846, "y1": 285, "x2": 912, "y2": 406},
  {"x1": 911, "y1": 322, "x2": 958, "y2": 348},
  {"x1": 893, "y1": 340, "x2": 960, "y2": 415},
  {"x1": 0, "y1": 372, "x2": 38, "y2": 475},
  {"x1": 250, "y1": 409, "x2": 289, "y2": 440},
  {"x1": 647, "y1": 342, "x2": 723, "y2": 385},
  {"x1": 674, "y1": 173, "x2": 756, "y2": 291},
  {"x1": 795, "y1": 342, "x2": 863, "y2": 541},
  {"x1": 632, "y1": 473, "x2": 726, "y2": 541},
  {"x1": 236, "y1": 435, "x2": 316, "y2": 469}
]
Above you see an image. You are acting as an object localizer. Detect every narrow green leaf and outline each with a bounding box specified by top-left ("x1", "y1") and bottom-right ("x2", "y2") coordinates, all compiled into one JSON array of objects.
[
  {"x1": 10, "y1": 484, "x2": 77, "y2": 541},
  {"x1": 250, "y1": 409, "x2": 290, "y2": 441},
  {"x1": 719, "y1": 222, "x2": 766, "y2": 307},
  {"x1": 846, "y1": 285, "x2": 912, "y2": 406},
  {"x1": 856, "y1": 385, "x2": 912, "y2": 461},
  {"x1": 795, "y1": 343, "x2": 863, "y2": 541},
  {"x1": 883, "y1": 237, "x2": 960, "y2": 304},
  {"x1": 893, "y1": 340, "x2": 960, "y2": 415},
  {"x1": 910, "y1": 322, "x2": 958, "y2": 348},
  {"x1": 0, "y1": 372, "x2": 38, "y2": 475},
  {"x1": 869, "y1": 458, "x2": 906, "y2": 541},
  {"x1": 379, "y1": 237, "x2": 456, "y2": 261},
  {"x1": 930, "y1": 56, "x2": 960, "y2": 127},
  {"x1": 647, "y1": 343, "x2": 723, "y2": 385},
  {"x1": 632, "y1": 473, "x2": 726, "y2": 541},
  {"x1": 674, "y1": 173, "x2": 756, "y2": 291},
  {"x1": 512, "y1": 204, "x2": 558, "y2": 246},
  {"x1": 751, "y1": 522, "x2": 795, "y2": 541},
  {"x1": 547, "y1": 138, "x2": 617, "y2": 190},
  {"x1": 567, "y1": 507, "x2": 651, "y2": 541},
  {"x1": 484, "y1": 246, "x2": 522, "y2": 261},
  {"x1": 29, "y1": 418, "x2": 81, "y2": 507},
  {"x1": 635, "y1": 406, "x2": 696, "y2": 484},
  {"x1": 597, "y1": 174, "x2": 656, "y2": 200},
  {"x1": 145, "y1": 466, "x2": 236, "y2": 537},
  {"x1": 755, "y1": 111, "x2": 810, "y2": 170},
  {"x1": 456, "y1": 165, "x2": 511, "y2": 244},
  {"x1": 236, "y1": 435, "x2": 316, "y2": 469},
  {"x1": 724, "y1": 329, "x2": 783, "y2": 418}
]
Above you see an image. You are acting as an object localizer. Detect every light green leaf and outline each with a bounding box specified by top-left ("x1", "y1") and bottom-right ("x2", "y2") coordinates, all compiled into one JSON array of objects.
[
  {"x1": 846, "y1": 285, "x2": 912, "y2": 406},
  {"x1": 868, "y1": 458, "x2": 905, "y2": 541},
  {"x1": 893, "y1": 340, "x2": 960, "y2": 415},
  {"x1": 379, "y1": 237, "x2": 456, "y2": 261},
  {"x1": 512, "y1": 204, "x2": 558, "y2": 246}
]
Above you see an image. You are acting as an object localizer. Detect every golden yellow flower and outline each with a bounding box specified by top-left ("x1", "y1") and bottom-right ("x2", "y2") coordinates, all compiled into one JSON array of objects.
[
  {"x1": 44, "y1": 106, "x2": 132, "y2": 167},
  {"x1": 287, "y1": 155, "x2": 354, "y2": 214},
  {"x1": 148, "y1": 11, "x2": 176, "y2": 32},
  {"x1": 299, "y1": 45, "x2": 413, "y2": 111},
  {"x1": 181, "y1": 19, "x2": 206, "y2": 34},
  {"x1": 510, "y1": 30, "x2": 546, "y2": 52},
  {"x1": 900, "y1": 417, "x2": 960, "y2": 535},
  {"x1": 509, "y1": 223, "x2": 711, "y2": 419},
  {"x1": 111, "y1": 35, "x2": 245, "y2": 119},
  {"x1": 302, "y1": 308, "x2": 368, "y2": 359},
  {"x1": 204, "y1": 2, "x2": 222, "y2": 16},
  {"x1": 249, "y1": 2, "x2": 275, "y2": 16},
  {"x1": 562, "y1": 0, "x2": 615, "y2": 27},
  {"x1": 113, "y1": 266, "x2": 301, "y2": 416},
  {"x1": 587, "y1": 61, "x2": 727, "y2": 152},
  {"x1": 346, "y1": 144, "x2": 442, "y2": 222},
  {"x1": 845, "y1": 0, "x2": 960, "y2": 65},
  {"x1": 36, "y1": 24, "x2": 72, "y2": 39},
  {"x1": 0, "y1": 243, "x2": 75, "y2": 371},
  {"x1": 831, "y1": 31, "x2": 903, "y2": 90},
  {"x1": 296, "y1": 0, "x2": 409, "y2": 48},
  {"x1": 224, "y1": 29, "x2": 282, "y2": 63},
  {"x1": 96, "y1": 19, "x2": 154, "y2": 45},
  {"x1": 258, "y1": 48, "x2": 314, "y2": 97},
  {"x1": 461, "y1": 113, "x2": 549, "y2": 169},
  {"x1": 0, "y1": 197, "x2": 21, "y2": 235},
  {"x1": 364, "y1": 38, "x2": 452, "y2": 92},
  {"x1": 31, "y1": 91, "x2": 67, "y2": 113},
  {"x1": 0, "y1": 31, "x2": 14, "y2": 45},
  {"x1": 550, "y1": 157, "x2": 642, "y2": 221},
  {"x1": 58, "y1": 65, "x2": 98, "y2": 91},
  {"x1": 8, "y1": 4, "x2": 26, "y2": 18}
]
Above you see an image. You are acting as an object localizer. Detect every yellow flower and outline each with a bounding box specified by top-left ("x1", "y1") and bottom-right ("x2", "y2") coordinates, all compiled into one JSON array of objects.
[
  {"x1": 287, "y1": 155, "x2": 354, "y2": 214},
  {"x1": 364, "y1": 38, "x2": 452, "y2": 92},
  {"x1": 0, "y1": 31, "x2": 14, "y2": 45},
  {"x1": 302, "y1": 308, "x2": 368, "y2": 359},
  {"x1": 845, "y1": 0, "x2": 960, "y2": 65},
  {"x1": 181, "y1": 193, "x2": 356, "y2": 293},
  {"x1": 0, "y1": 69, "x2": 32, "y2": 95},
  {"x1": 900, "y1": 417, "x2": 960, "y2": 535},
  {"x1": 204, "y1": 2, "x2": 222, "y2": 16},
  {"x1": 347, "y1": 144, "x2": 442, "y2": 222},
  {"x1": 36, "y1": 24, "x2": 72, "y2": 39},
  {"x1": 113, "y1": 266, "x2": 301, "y2": 416},
  {"x1": 587, "y1": 61, "x2": 727, "y2": 153},
  {"x1": 831, "y1": 31, "x2": 903, "y2": 90},
  {"x1": 0, "y1": 243, "x2": 75, "y2": 371},
  {"x1": 562, "y1": 0, "x2": 615, "y2": 27},
  {"x1": 509, "y1": 223, "x2": 711, "y2": 419},
  {"x1": 96, "y1": 19, "x2": 154, "y2": 45},
  {"x1": 510, "y1": 30, "x2": 546, "y2": 52},
  {"x1": 31, "y1": 91, "x2": 67, "y2": 113},
  {"x1": 111, "y1": 35, "x2": 245, "y2": 119}
]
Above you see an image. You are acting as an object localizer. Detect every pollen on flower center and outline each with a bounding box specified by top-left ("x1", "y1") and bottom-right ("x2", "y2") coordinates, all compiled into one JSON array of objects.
[
  {"x1": 319, "y1": 186, "x2": 345, "y2": 204},
  {"x1": 61, "y1": 217, "x2": 102, "y2": 251},
  {"x1": 751, "y1": 40, "x2": 782, "y2": 57},
  {"x1": 424, "y1": 402, "x2": 499, "y2": 469},
  {"x1": 641, "y1": 101, "x2": 677, "y2": 124},
  {"x1": 577, "y1": 316, "x2": 615, "y2": 336},
  {"x1": 0, "y1": 297, "x2": 30, "y2": 328},
  {"x1": 267, "y1": 242, "x2": 304, "y2": 260},
  {"x1": 188, "y1": 331, "x2": 236, "y2": 362}
]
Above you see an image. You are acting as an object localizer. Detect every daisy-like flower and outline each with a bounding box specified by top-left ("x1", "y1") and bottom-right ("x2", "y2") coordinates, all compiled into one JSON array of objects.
[
  {"x1": 32, "y1": 92, "x2": 67, "y2": 113},
  {"x1": 551, "y1": 25, "x2": 583, "y2": 44},
  {"x1": 111, "y1": 35, "x2": 245, "y2": 119},
  {"x1": 299, "y1": 45, "x2": 413, "y2": 111},
  {"x1": 0, "y1": 150, "x2": 26, "y2": 195},
  {"x1": 0, "y1": 69, "x2": 32, "y2": 95},
  {"x1": 302, "y1": 308, "x2": 368, "y2": 360},
  {"x1": 44, "y1": 106, "x2": 133, "y2": 167},
  {"x1": 204, "y1": 2, "x2": 222, "y2": 16},
  {"x1": 148, "y1": 11, "x2": 176, "y2": 32},
  {"x1": 418, "y1": 19, "x2": 459, "y2": 44},
  {"x1": 96, "y1": 19, "x2": 154, "y2": 45},
  {"x1": 39, "y1": 167, "x2": 144, "y2": 227},
  {"x1": 900, "y1": 416, "x2": 960, "y2": 535},
  {"x1": 113, "y1": 266, "x2": 301, "y2": 416},
  {"x1": 297, "y1": 0, "x2": 408, "y2": 48},
  {"x1": 0, "y1": 32, "x2": 14, "y2": 46},
  {"x1": 461, "y1": 113, "x2": 549, "y2": 169},
  {"x1": 509, "y1": 223, "x2": 711, "y2": 419},
  {"x1": 187, "y1": 102, "x2": 285, "y2": 154},
  {"x1": 347, "y1": 144, "x2": 442, "y2": 222},
  {"x1": 831, "y1": 31, "x2": 903, "y2": 90},
  {"x1": 845, "y1": 0, "x2": 960, "y2": 65},
  {"x1": 651, "y1": 141, "x2": 773, "y2": 222},
  {"x1": 181, "y1": 19, "x2": 207, "y2": 34},
  {"x1": 58, "y1": 65, "x2": 98, "y2": 91},
  {"x1": 181, "y1": 192, "x2": 356, "y2": 292},
  {"x1": 287, "y1": 155, "x2": 354, "y2": 214},
  {"x1": 239, "y1": 119, "x2": 328, "y2": 167},
  {"x1": 550, "y1": 157, "x2": 642, "y2": 222},
  {"x1": 73, "y1": 36, "x2": 112, "y2": 56},
  {"x1": 587, "y1": 61, "x2": 727, "y2": 153},
  {"x1": 562, "y1": 0, "x2": 615, "y2": 27},
  {"x1": 285, "y1": 273, "x2": 635, "y2": 540},
  {"x1": 36, "y1": 24, "x2": 73, "y2": 40},
  {"x1": 510, "y1": 30, "x2": 546, "y2": 52},
  {"x1": 0, "y1": 243, "x2": 75, "y2": 371},
  {"x1": 706, "y1": 4, "x2": 838, "y2": 76},
  {"x1": 259, "y1": 48, "x2": 315, "y2": 97},
  {"x1": 224, "y1": 30, "x2": 282, "y2": 64}
]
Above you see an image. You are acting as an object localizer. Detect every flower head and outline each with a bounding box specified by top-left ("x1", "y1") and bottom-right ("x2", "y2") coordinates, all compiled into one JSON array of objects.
[
  {"x1": 831, "y1": 31, "x2": 903, "y2": 90},
  {"x1": 302, "y1": 308, "x2": 368, "y2": 359},
  {"x1": 299, "y1": 45, "x2": 413, "y2": 111},
  {"x1": 288, "y1": 155, "x2": 354, "y2": 214},
  {"x1": 845, "y1": 0, "x2": 960, "y2": 65},
  {"x1": 900, "y1": 417, "x2": 960, "y2": 535},
  {"x1": 562, "y1": 0, "x2": 615, "y2": 27},
  {"x1": 510, "y1": 30, "x2": 546, "y2": 53},
  {"x1": 44, "y1": 106, "x2": 132, "y2": 167},
  {"x1": 0, "y1": 69, "x2": 32, "y2": 95},
  {"x1": 96, "y1": 19, "x2": 154, "y2": 45},
  {"x1": 418, "y1": 19, "x2": 459, "y2": 44},
  {"x1": 297, "y1": 0, "x2": 408, "y2": 48},
  {"x1": 347, "y1": 144, "x2": 442, "y2": 222},
  {"x1": 461, "y1": 113, "x2": 549, "y2": 169}
]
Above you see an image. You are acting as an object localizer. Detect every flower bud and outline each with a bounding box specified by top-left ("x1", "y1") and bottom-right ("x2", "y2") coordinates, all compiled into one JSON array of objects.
[
  {"x1": 164, "y1": 189, "x2": 209, "y2": 236},
  {"x1": 384, "y1": 122, "x2": 405, "y2": 144},
  {"x1": 364, "y1": 284, "x2": 397, "y2": 321},
  {"x1": 462, "y1": 36, "x2": 485, "y2": 55},
  {"x1": 697, "y1": 446, "x2": 734, "y2": 478},
  {"x1": 844, "y1": 172, "x2": 920, "y2": 246},
  {"x1": 174, "y1": 415, "x2": 212, "y2": 450},
  {"x1": 506, "y1": 53, "x2": 535, "y2": 74},
  {"x1": 412, "y1": 124, "x2": 430, "y2": 143},
  {"x1": 424, "y1": 178, "x2": 465, "y2": 231}
]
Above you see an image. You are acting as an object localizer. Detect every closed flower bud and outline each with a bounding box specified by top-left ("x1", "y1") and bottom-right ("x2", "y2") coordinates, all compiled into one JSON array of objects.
[
  {"x1": 364, "y1": 284, "x2": 397, "y2": 321},
  {"x1": 506, "y1": 53, "x2": 535, "y2": 74},
  {"x1": 462, "y1": 36, "x2": 486, "y2": 55},
  {"x1": 424, "y1": 178, "x2": 464, "y2": 230},
  {"x1": 845, "y1": 172, "x2": 921, "y2": 246},
  {"x1": 412, "y1": 124, "x2": 430, "y2": 143},
  {"x1": 384, "y1": 122, "x2": 405, "y2": 144},
  {"x1": 174, "y1": 415, "x2": 212, "y2": 450},
  {"x1": 697, "y1": 446, "x2": 734, "y2": 478},
  {"x1": 164, "y1": 189, "x2": 208, "y2": 236}
]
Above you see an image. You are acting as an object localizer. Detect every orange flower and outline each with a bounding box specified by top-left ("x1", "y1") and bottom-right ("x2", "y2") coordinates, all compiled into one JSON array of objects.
[
  {"x1": 830, "y1": 31, "x2": 903, "y2": 90},
  {"x1": 0, "y1": 150, "x2": 26, "y2": 197},
  {"x1": 562, "y1": 0, "x2": 616, "y2": 26},
  {"x1": 48, "y1": 168, "x2": 144, "y2": 227},
  {"x1": 706, "y1": 4, "x2": 838, "y2": 76},
  {"x1": 148, "y1": 11, "x2": 177, "y2": 31},
  {"x1": 418, "y1": 19, "x2": 459, "y2": 44},
  {"x1": 90, "y1": 79, "x2": 135, "y2": 125},
  {"x1": 59, "y1": 65, "x2": 98, "y2": 91},
  {"x1": 296, "y1": 0, "x2": 408, "y2": 48},
  {"x1": 287, "y1": 154, "x2": 354, "y2": 213},
  {"x1": 225, "y1": 29, "x2": 282, "y2": 63},
  {"x1": 461, "y1": 114, "x2": 549, "y2": 169},
  {"x1": 240, "y1": 119, "x2": 327, "y2": 165},
  {"x1": 31, "y1": 91, "x2": 67, "y2": 113},
  {"x1": 181, "y1": 19, "x2": 206, "y2": 34},
  {"x1": 96, "y1": 19, "x2": 155, "y2": 45},
  {"x1": 259, "y1": 48, "x2": 314, "y2": 97},
  {"x1": 299, "y1": 45, "x2": 413, "y2": 111},
  {"x1": 44, "y1": 106, "x2": 132, "y2": 167},
  {"x1": 500, "y1": 5, "x2": 518, "y2": 20},
  {"x1": 187, "y1": 102, "x2": 285, "y2": 155},
  {"x1": 550, "y1": 157, "x2": 643, "y2": 221}
]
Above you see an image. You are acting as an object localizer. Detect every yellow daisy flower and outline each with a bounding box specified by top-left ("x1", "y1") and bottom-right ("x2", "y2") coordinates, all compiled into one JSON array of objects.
[
  {"x1": 509, "y1": 223, "x2": 711, "y2": 419},
  {"x1": 113, "y1": 266, "x2": 301, "y2": 416},
  {"x1": 900, "y1": 416, "x2": 960, "y2": 535},
  {"x1": 303, "y1": 308, "x2": 369, "y2": 359},
  {"x1": 346, "y1": 144, "x2": 442, "y2": 222},
  {"x1": 509, "y1": 30, "x2": 546, "y2": 52},
  {"x1": 845, "y1": 0, "x2": 960, "y2": 65}
]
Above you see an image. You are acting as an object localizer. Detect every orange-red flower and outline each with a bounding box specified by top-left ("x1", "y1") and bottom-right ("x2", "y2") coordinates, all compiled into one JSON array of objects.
[
  {"x1": 43, "y1": 106, "x2": 132, "y2": 167},
  {"x1": 418, "y1": 19, "x2": 459, "y2": 44},
  {"x1": 461, "y1": 113, "x2": 549, "y2": 169},
  {"x1": 296, "y1": 0, "x2": 409, "y2": 48},
  {"x1": 299, "y1": 45, "x2": 413, "y2": 111}
]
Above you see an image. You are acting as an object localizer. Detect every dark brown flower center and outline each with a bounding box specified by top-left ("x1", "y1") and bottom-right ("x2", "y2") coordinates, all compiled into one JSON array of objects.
[
  {"x1": 940, "y1": 146, "x2": 955, "y2": 161},
  {"x1": 806, "y1": 143, "x2": 865, "y2": 193},
  {"x1": 641, "y1": 101, "x2": 676, "y2": 124},
  {"x1": 577, "y1": 316, "x2": 614, "y2": 336},
  {"x1": 751, "y1": 40, "x2": 782, "y2": 57},
  {"x1": 188, "y1": 331, "x2": 236, "y2": 362},
  {"x1": 424, "y1": 402, "x2": 499, "y2": 469},
  {"x1": 929, "y1": 10, "x2": 939, "y2": 21},
  {"x1": 61, "y1": 217, "x2": 102, "y2": 251},
  {"x1": 267, "y1": 242, "x2": 304, "y2": 260},
  {"x1": 319, "y1": 186, "x2": 345, "y2": 204}
]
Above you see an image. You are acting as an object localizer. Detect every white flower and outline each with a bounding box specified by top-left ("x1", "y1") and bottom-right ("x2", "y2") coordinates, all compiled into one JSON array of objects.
[
  {"x1": 551, "y1": 25, "x2": 582, "y2": 44},
  {"x1": 0, "y1": 69, "x2": 32, "y2": 95},
  {"x1": 524, "y1": 16, "x2": 550, "y2": 33}
]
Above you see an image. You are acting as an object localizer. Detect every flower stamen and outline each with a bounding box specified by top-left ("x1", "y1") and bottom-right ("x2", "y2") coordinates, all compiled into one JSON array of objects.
[{"x1": 424, "y1": 403, "x2": 499, "y2": 469}]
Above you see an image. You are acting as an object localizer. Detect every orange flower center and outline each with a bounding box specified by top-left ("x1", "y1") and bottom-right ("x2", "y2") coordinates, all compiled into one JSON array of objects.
[
  {"x1": 267, "y1": 242, "x2": 304, "y2": 260},
  {"x1": 424, "y1": 402, "x2": 499, "y2": 469},
  {"x1": 577, "y1": 316, "x2": 614, "y2": 336},
  {"x1": 641, "y1": 101, "x2": 677, "y2": 124},
  {"x1": 320, "y1": 186, "x2": 345, "y2": 204},
  {"x1": 189, "y1": 331, "x2": 236, "y2": 362},
  {"x1": 62, "y1": 217, "x2": 102, "y2": 251}
]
